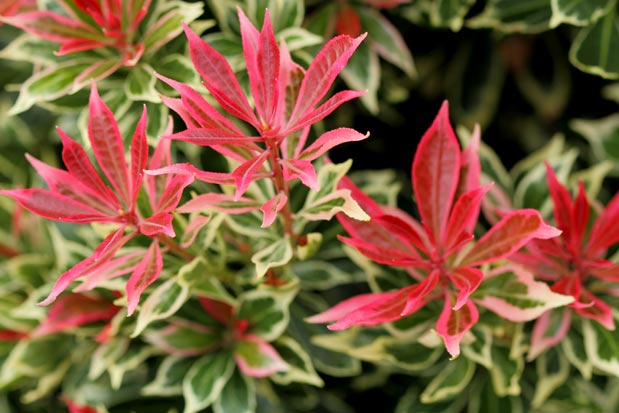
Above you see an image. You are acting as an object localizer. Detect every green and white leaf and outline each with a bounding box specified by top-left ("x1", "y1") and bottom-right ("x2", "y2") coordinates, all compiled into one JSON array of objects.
[
  {"x1": 341, "y1": 41, "x2": 380, "y2": 114},
  {"x1": 237, "y1": 287, "x2": 297, "y2": 341},
  {"x1": 124, "y1": 63, "x2": 159, "y2": 103},
  {"x1": 142, "y1": 355, "x2": 195, "y2": 396},
  {"x1": 89, "y1": 338, "x2": 130, "y2": 381},
  {"x1": 420, "y1": 357, "x2": 476, "y2": 404},
  {"x1": 550, "y1": 0, "x2": 616, "y2": 28},
  {"x1": 583, "y1": 318, "x2": 619, "y2": 377},
  {"x1": 530, "y1": 348, "x2": 571, "y2": 408},
  {"x1": 183, "y1": 351, "x2": 235, "y2": 413},
  {"x1": 178, "y1": 257, "x2": 234, "y2": 303},
  {"x1": 570, "y1": 7, "x2": 619, "y2": 79},
  {"x1": 271, "y1": 336, "x2": 324, "y2": 387},
  {"x1": 489, "y1": 344, "x2": 524, "y2": 397},
  {"x1": 108, "y1": 344, "x2": 160, "y2": 389},
  {"x1": 251, "y1": 236, "x2": 294, "y2": 278},
  {"x1": 133, "y1": 276, "x2": 190, "y2": 337},
  {"x1": 571, "y1": 113, "x2": 619, "y2": 166},
  {"x1": 214, "y1": 368, "x2": 256, "y2": 413},
  {"x1": 467, "y1": 0, "x2": 553, "y2": 33}
]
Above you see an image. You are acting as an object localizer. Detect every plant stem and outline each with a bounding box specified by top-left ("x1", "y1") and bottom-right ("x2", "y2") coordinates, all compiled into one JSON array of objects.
[
  {"x1": 158, "y1": 235, "x2": 195, "y2": 262},
  {"x1": 265, "y1": 137, "x2": 298, "y2": 243}
]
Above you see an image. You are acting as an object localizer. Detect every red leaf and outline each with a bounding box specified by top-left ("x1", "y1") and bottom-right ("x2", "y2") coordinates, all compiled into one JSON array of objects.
[
  {"x1": 400, "y1": 270, "x2": 440, "y2": 315},
  {"x1": 571, "y1": 180, "x2": 590, "y2": 248},
  {"x1": 545, "y1": 162, "x2": 573, "y2": 240},
  {"x1": 322, "y1": 285, "x2": 418, "y2": 330},
  {"x1": 25, "y1": 154, "x2": 116, "y2": 215},
  {"x1": 336, "y1": 4, "x2": 362, "y2": 37},
  {"x1": 338, "y1": 235, "x2": 429, "y2": 268},
  {"x1": 88, "y1": 84, "x2": 131, "y2": 206},
  {"x1": 412, "y1": 101, "x2": 461, "y2": 245},
  {"x1": 40, "y1": 228, "x2": 135, "y2": 306},
  {"x1": 435, "y1": 296, "x2": 479, "y2": 358},
  {"x1": 199, "y1": 297, "x2": 234, "y2": 324},
  {"x1": 0, "y1": 188, "x2": 110, "y2": 223},
  {"x1": 458, "y1": 125, "x2": 481, "y2": 201},
  {"x1": 152, "y1": 174, "x2": 193, "y2": 214},
  {"x1": 33, "y1": 293, "x2": 118, "y2": 337},
  {"x1": 528, "y1": 308, "x2": 571, "y2": 361},
  {"x1": 57, "y1": 38, "x2": 104, "y2": 55},
  {"x1": 166, "y1": 128, "x2": 261, "y2": 148},
  {"x1": 288, "y1": 33, "x2": 366, "y2": 128},
  {"x1": 235, "y1": 334, "x2": 288, "y2": 378},
  {"x1": 459, "y1": 210, "x2": 561, "y2": 267},
  {"x1": 286, "y1": 89, "x2": 366, "y2": 133},
  {"x1": 126, "y1": 241, "x2": 163, "y2": 316},
  {"x1": 156, "y1": 74, "x2": 242, "y2": 134},
  {"x1": 130, "y1": 106, "x2": 148, "y2": 207},
  {"x1": 2, "y1": 11, "x2": 102, "y2": 42},
  {"x1": 58, "y1": 127, "x2": 119, "y2": 209},
  {"x1": 139, "y1": 212, "x2": 174, "y2": 237},
  {"x1": 586, "y1": 190, "x2": 619, "y2": 255},
  {"x1": 445, "y1": 184, "x2": 492, "y2": 252},
  {"x1": 183, "y1": 23, "x2": 259, "y2": 128},
  {"x1": 62, "y1": 396, "x2": 98, "y2": 413}
]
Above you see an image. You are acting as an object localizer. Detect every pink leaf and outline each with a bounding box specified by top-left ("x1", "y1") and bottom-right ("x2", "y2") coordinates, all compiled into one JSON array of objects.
[
  {"x1": 181, "y1": 215, "x2": 211, "y2": 248},
  {"x1": 145, "y1": 320, "x2": 218, "y2": 356},
  {"x1": 165, "y1": 128, "x2": 261, "y2": 148},
  {"x1": 281, "y1": 159, "x2": 317, "y2": 189},
  {"x1": 130, "y1": 106, "x2": 148, "y2": 207},
  {"x1": 260, "y1": 192, "x2": 287, "y2": 228},
  {"x1": 545, "y1": 162, "x2": 573, "y2": 240},
  {"x1": 571, "y1": 181, "x2": 590, "y2": 248},
  {"x1": 306, "y1": 291, "x2": 391, "y2": 324},
  {"x1": 445, "y1": 184, "x2": 492, "y2": 253},
  {"x1": 286, "y1": 89, "x2": 366, "y2": 133},
  {"x1": 39, "y1": 228, "x2": 134, "y2": 306},
  {"x1": 183, "y1": 23, "x2": 259, "y2": 128},
  {"x1": 400, "y1": 270, "x2": 440, "y2": 315},
  {"x1": 25, "y1": 154, "x2": 116, "y2": 215},
  {"x1": 458, "y1": 124, "x2": 481, "y2": 201},
  {"x1": 57, "y1": 38, "x2": 104, "y2": 55},
  {"x1": 412, "y1": 101, "x2": 461, "y2": 245},
  {"x1": 459, "y1": 210, "x2": 561, "y2": 267},
  {"x1": 152, "y1": 174, "x2": 193, "y2": 214},
  {"x1": 232, "y1": 150, "x2": 270, "y2": 199},
  {"x1": 586, "y1": 190, "x2": 619, "y2": 255},
  {"x1": 235, "y1": 334, "x2": 288, "y2": 378},
  {"x1": 527, "y1": 309, "x2": 572, "y2": 360},
  {"x1": 288, "y1": 33, "x2": 366, "y2": 127},
  {"x1": 435, "y1": 296, "x2": 479, "y2": 358},
  {"x1": 156, "y1": 74, "x2": 242, "y2": 133},
  {"x1": 2, "y1": 11, "x2": 103, "y2": 42},
  {"x1": 139, "y1": 212, "x2": 174, "y2": 237},
  {"x1": 58, "y1": 127, "x2": 119, "y2": 208},
  {"x1": 370, "y1": 214, "x2": 430, "y2": 255},
  {"x1": 299, "y1": 128, "x2": 369, "y2": 161},
  {"x1": 574, "y1": 290, "x2": 615, "y2": 330},
  {"x1": 125, "y1": 241, "x2": 163, "y2": 316},
  {"x1": 145, "y1": 163, "x2": 235, "y2": 186},
  {"x1": 315, "y1": 284, "x2": 419, "y2": 330},
  {"x1": 88, "y1": 84, "x2": 131, "y2": 206},
  {"x1": 32, "y1": 293, "x2": 118, "y2": 337},
  {"x1": 448, "y1": 267, "x2": 483, "y2": 311},
  {"x1": 338, "y1": 235, "x2": 429, "y2": 267},
  {"x1": 0, "y1": 188, "x2": 110, "y2": 223}
]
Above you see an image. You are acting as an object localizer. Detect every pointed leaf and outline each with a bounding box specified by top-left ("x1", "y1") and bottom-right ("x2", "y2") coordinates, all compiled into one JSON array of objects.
[
  {"x1": 88, "y1": 84, "x2": 131, "y2": 205},
  {"x1": 445, "y1": 184, "x2": 492, "y2": 251},
  {"x1": 299, "y1": 128, "x2": 369, "y2": 161},
  {"x1": 125, "y1": 242, "x2": 163, "y2": 316},
  {"x1": 250, "y1": 236, "x2": 293, "y2": 278},
  {"x1": 2, "y1": 11, "x2": 103, "y2": 42},
  {"x1": 582, "y1": 318, "x2": 619, "y2": 377},
  {"x1": 420, "y1": 356, "x2": 476, "y2": 403},
  {"x1": 260, "y1": 192, "x2": 287, "y2": 228},
  {"x1": 435, "y1": 297, "x2": 479, "y2": 358},
  {"x1": 183, "y1": 24, "x2": 258, "y2": 127},
  {"x1": 235, "y1": 334, "x2": 288, "y2": 378},
  {"x1": 288, "y1": 33, "x2": 366, "y2": 127},
  {"x1": 145, "y1": 320, "x2": 221, "y2": 356},
  {"x1": 459, "y1": 210, "x2": 561, "y2": 267},
  {"x1": 232, "y1": 150, "x2": 270, "y2": 199},
  {"x1": 449, "y1": 267, "x2": 483, "y2": 311},
  {"x1": 528, "y1": 309, "x2": 572, "y2": 361},
  {"x1": 412, "y1": 101, "x2": 461, "y2": 245},
  {"x1": 183, "y1": 351, "x2": 235, "y2": 413},
  {"x1": 213, "y1": 368, "x2": 255, "y2": 413},
  {"x1": 237, "y1": 287, "x2": 297, "y2": 341}
]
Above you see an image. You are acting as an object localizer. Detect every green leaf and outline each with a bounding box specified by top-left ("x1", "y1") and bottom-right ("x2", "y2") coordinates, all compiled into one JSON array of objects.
[
  {"x1": 271, "y1": 336, "x2": 324, "y2": 387},
  {"x1": 561, "y1": 326, "x2": 593, "y2": 379},
  {"x1": 143, "y1": 355, "x2": 195, "y2": 396},
  {"x1": 132, "y1": 276, "x2": 190, "y2": 337},
  {"x1": 570, "y1": 113, "x2": 619, "y2": 164},
  {"x1": 341, "y1": 41, "x2": 380, "y2": 114},
  {"x1": 550, "y1": 0, "x2": 616, "y2": 27},
  {"x1": 295, "y1": 232, "x2": 322, "y2": 261},
  {"x1": 467, "y1": 0, "x2": 553, "y2": 33},
  {"x1": 583, "y1": 318, "x2": 619, "y2": 377},
  {"x1": 430, "y1": 0, "x2": 477, "y2": 31},
  {"x1": 291, "y1": 260, "x2": 355, "y2": 290},
  {"x1": 144, "y1": 320, "x2": 222, "y2": 356},
  {"x1": 570, "y1": 7, "x2": 619, "y2": 79},
  {"x1": 89, "y1": 338, "x2": 130, "y2": 381},
  {"x1": 530, "y1": 348, "x2": 571, "y2": 408},
  {"x1": 237, "y1": 287, "x2": 297, "y2": 341},
  {"x1": 155, "y1": 53, "x2": 199, "y2": 87},
  {"x1": 462, "y1": 324, "x2": 493, "y2": 369},
  {"x1": 251, "y1": 236, "x2": 294, "y2": 278},
  {"x1": 108, "y1": 344, "x2": 160, "y2": 389},
  {"x1": 0, "y1": 34, "x2": 60, "y2": 65},
  {"x1": 357, "y1": 8, "x2": 416, "y2": 78},
  {"x1": 489, "y1": 344, "x2": 524, "y2": 397},
  {"x1": 10, "y1": 60, "x2": 92, "y2": 114},
  {"x1": 420, "y1": 357, "x2": 476, "y2": 404},
  {"x1": 467, "y1": 377, "x2": 524, "y2": 413},
  {"x1": 142, "y1": 0, "x2": 205, "y2": 54},
  {"x1": 125, "y1": 63, "x2": 159, "y2": 103},
  {"x1": 214, "y1": 368, "x2": 256, "y2": 413},
  {"x1": 177, "y1": 257, "x2": 235, "y2": 304},
  {"x1": 278, "y1": 27, "x2": 323, "y2": 52},
  {"x1": 183, "y1": 351, "x2": 235, "y2": 413}
]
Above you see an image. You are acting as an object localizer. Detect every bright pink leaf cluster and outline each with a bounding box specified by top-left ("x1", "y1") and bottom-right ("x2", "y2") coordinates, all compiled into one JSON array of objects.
[
  {"x1": 159, "y1": 8, "x2": 368, "y2": 210},
  {"x1": 0, "y1": 85, "x2": 191, "y2": 315},
  {"x1": 309, "y1": 102, "x2": 560, "y2": 357},
  {"x1": 3, "y1": 0, "x2": 150, "y2": 66},
  {"x1": 512, "y1": 163, "x2": 619, "y2": 358}
]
